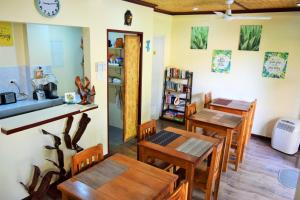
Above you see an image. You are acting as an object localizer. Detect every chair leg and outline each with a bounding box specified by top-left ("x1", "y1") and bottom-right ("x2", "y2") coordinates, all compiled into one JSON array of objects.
[{"x1": 205, "y1": 190, "x2": 212, "y2": 200}]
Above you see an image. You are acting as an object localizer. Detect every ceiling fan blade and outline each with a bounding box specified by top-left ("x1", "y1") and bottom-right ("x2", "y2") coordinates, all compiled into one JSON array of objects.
[{"x1": 230, "y1": 15, "x2": 272, "y2": 20}]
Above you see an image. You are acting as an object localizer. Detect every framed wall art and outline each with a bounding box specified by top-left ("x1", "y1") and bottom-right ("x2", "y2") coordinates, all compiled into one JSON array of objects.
[
  {"x1": 262, "y1": 52, "x2": 289, "y2": 79},
  {"x1": 211, "y1": 50, "x2": 232, "y2": 73}
]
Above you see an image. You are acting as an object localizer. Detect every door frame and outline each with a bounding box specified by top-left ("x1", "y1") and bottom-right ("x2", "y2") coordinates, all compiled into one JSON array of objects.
[{"x1": 106, "y1": 29, "x2": 143, "y2": 155}]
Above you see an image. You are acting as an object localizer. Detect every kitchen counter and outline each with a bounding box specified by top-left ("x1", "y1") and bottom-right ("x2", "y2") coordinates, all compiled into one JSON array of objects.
[
  {"x1": 0, "y1": 98, "x2": 64, "y2": 119},
  {"x1": 0, "y1": 103, "x2": 98, "y2": 135}
]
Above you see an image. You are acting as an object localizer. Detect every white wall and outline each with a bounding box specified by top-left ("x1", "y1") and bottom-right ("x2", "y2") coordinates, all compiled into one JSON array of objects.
[
  {"x1": 26, "y1": 24, "x2": 83, "y2": 95},
  {"x1": 0, "y1": 23, "x2": 26, "y2": 67},
  {"x1": 0, "y1": 109, "x2": 100, "y2": 200},
  {"x1": 0, "y1": 0, "x2": 154, "y2": 199},
  {"x1": 167, "y1": 13, "x2": 300, "y2": 137}
]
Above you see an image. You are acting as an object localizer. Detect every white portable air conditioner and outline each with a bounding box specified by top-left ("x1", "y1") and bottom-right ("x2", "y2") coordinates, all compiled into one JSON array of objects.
[{"x1": 271, "y1": 118, "x2": 300, "y2": 155}]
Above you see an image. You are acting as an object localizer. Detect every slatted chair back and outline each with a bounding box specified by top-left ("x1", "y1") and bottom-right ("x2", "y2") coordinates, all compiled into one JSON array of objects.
[
  {"x1": 206, "y1": 139, "x2": 224, "y2": 200},
  {"x1": 167, "y1": 180, "x2": 188, "y2": 200},
  {"x1": 185, "y1": 102, "x2": 197, "y2": 131},
  {"x1": 204, "y1": 92, "x2": 212, "y2": 108},
  {"x1": 138, "y1": 119, "x2": 157, "y2": 142},
  {"x1": 247, "y1": 99, "x2": 257, "y2": 143},
  {"x1": 71, "y1": 144, "x2": 104, "y2": 176}
]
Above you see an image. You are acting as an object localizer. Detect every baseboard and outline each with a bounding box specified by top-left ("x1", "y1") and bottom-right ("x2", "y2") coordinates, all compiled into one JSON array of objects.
[{"x1": 251, "y1": 133, "x2": 271, "y2": 142}]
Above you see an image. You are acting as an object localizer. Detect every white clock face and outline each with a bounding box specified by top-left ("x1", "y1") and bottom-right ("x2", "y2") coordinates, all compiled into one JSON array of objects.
[{"x1": 36, "y1": 0, "x2": 60, "y2": 17}]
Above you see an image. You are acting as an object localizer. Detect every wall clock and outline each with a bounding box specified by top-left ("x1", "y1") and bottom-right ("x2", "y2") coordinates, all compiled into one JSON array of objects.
[{"x1": 35, "y1": 0, "x2": 60, "y2": 17}]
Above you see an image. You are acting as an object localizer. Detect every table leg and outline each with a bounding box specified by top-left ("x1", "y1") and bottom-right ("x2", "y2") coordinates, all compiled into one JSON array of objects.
[
  {"x1": 186, "y1": 164, "x2": 195, "y2": 200},
  {"x1": 222, "y1": 129, "x2": 233, "y2": 172},
  {"x1": 139, "y1": 145, "x2": 147, "y2": 163}
]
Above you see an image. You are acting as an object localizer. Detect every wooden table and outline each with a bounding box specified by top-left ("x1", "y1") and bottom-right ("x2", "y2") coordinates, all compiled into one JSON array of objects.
[
  {"x1": 209, "y1": 98, "x2": 251, "y2": 114},
  {"x1": 188, "y1": 109, "x2": 243, "y2": 172},
  {"x1": 209, "y1": 98, "x2": 252, "y2": 160},
  {"x1": 138, "y1": 127, "x2": 220, "y2": 200},
  {"x1": 58, "y1": 153, "x2": 178, "y2": 200}
]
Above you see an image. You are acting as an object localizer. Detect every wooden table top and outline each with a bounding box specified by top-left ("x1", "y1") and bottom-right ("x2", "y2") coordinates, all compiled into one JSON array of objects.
[
  {"x1": 58, "y1": 153, "x2": 178, "y2": 200},
  {"x1": 188, "y1": 109, "x2": 243, "y2": 129},
  {"x1": 210, "y1": 98, "x2": 251, "y2": 112},
  {"x1": 139, "y1": 127, "x2": 220, "y2": 164}
]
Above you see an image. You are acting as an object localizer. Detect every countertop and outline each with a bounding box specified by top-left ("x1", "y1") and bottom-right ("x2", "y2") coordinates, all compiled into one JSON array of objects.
[
  {"x1": 0, "y1": 98, "x2": 64, "y2": 119},
  {"x1": 0, "y1": 103, "x2": 98, "y2": 135}
]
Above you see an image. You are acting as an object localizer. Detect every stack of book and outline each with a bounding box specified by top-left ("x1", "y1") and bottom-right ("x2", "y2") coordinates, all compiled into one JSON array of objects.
[{"x1": 166, "y1": 67, "x2": 191, "y2": 79}]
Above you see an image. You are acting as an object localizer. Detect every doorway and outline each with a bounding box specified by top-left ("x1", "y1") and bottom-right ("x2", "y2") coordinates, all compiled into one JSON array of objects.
[
  {"x1": 107, "y1": 29, "x2": 143, "y2": 154},
  {"x1": 151, "y1": 36, "x2": 166, "y2": 119}
]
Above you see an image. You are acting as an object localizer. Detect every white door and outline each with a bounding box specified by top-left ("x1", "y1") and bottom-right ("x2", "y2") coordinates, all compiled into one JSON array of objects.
[{"x1": 151, "y1": 37, "x2": 165, "y2": 119}]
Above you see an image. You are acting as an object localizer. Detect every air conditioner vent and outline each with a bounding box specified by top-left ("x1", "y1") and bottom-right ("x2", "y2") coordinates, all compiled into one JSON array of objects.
[{"x1": 277, "y1": 122, "x2": 295, "y2": 133}]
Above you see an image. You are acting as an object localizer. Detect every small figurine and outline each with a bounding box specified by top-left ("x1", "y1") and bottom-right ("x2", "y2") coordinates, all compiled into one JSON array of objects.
[
  {"x1": 124, "y1": 10, "x2": 132, "y2": 26},
  {"x1": 75, "y1": 76, "x2": 96, "y2": 105}
]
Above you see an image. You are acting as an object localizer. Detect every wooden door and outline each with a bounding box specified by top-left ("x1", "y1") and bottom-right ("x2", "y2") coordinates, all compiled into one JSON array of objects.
[{"x1": 123, "y1": 35, "x2": 140, "y2": 142}]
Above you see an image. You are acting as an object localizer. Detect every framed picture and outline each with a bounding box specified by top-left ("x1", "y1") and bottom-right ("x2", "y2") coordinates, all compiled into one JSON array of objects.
[
  {"x1": 239, "y1": 25, "x2": 262, "y2": 51},
  {"x1": 64, "y1": 92, "x2": 76, "y2": 104},
  {"x1": 190, "y1": 26, "x2": 209, "y2": 49},
  {"x1": 211, "y1": 50, "x2": 232, "y2": 73},
  {"x1": 262, "y1": 52, "x2": 289, "y2": 79}
]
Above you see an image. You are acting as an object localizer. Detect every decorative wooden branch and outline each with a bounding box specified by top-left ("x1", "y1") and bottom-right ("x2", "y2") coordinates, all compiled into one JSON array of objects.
[
  {"x1": 42, "y1": 130, "x2": 61, "y2": 148},
  {"x1": 20, "y1": 167, "x2": 59, "y2": 200},
  {"x1": 20, "y1": 113, "x2": 91, "y2": 199},
  {"x1": 32, "y1": 171, "x2": 60, "y2": 199},
  {"x1": 63, "y1": 116, "x2": 74, "y2": 149},
  {"x1": 75, "y1": 76, "x2": 96, "y2": 105},
  {"x1": 43, "y1": 129, "x2": 67, "y2": 180},
  {"x1": 72, "y1": 113, "x2": 91, "y2": 152}
]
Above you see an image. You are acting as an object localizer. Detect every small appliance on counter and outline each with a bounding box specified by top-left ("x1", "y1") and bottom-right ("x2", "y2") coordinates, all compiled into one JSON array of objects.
[
  {"x1": 0, "y1": 92, "x2": 17, "y2": 105},
  {"x1": 32, "y1": 70, "x2": 59, "y2": 100},
  {"x1": 43, "y1": 82, "x2": 58, "y2": 99}
]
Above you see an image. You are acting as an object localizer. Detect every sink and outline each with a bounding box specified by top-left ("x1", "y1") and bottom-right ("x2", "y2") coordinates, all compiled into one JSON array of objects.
[{"x1": 0, "y1": 98, "x2": 64, "y2": 119}]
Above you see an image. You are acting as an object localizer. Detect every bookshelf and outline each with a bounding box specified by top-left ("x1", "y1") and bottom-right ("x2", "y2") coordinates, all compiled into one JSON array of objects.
[{"x1": 160, "y1": 68, "x2": 193, "y2": 124}]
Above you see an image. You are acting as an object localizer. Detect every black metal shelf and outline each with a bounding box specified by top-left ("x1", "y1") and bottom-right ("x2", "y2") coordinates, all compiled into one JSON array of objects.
[{"x1": 160, "y1": 69, "x2": 193, "y2": 124}]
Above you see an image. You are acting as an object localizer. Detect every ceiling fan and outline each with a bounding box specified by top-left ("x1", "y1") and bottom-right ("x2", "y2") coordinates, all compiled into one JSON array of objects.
[{"x1": 214, "y1": 0, "x2": 272, "y2": 20}]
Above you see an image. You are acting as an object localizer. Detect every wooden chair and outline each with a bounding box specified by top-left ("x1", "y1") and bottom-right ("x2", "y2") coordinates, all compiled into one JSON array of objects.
[
  {"x1": 193, "y1": 138, "x2": 224, "y2": 200},
  {"x1": 167, "y1": 180, "x2": 188, "y2": 200},
  {"x1": 71, "y1": 144, "x2": 104, "y2": 176},
  {"x1": 138, "y1": 119, "x2": 157, "y2": 142},
  {"x1": 229, "y1": 114, "x2": 248, "y2": 171},
  {"x1": 204, "y1": 92, "x2": 212, "y2": 108},
  {"x1": 240, "y1": 99, "x2": 257, "y2": 162},
  {"x1": 138, "y1": 120, "x2": 173, "y2": 171},
  {"x1": 245, "y1": 99, "x2": 257, "y2": 146},
  {"x1": 185, "y1": 103, "x2": 197, "y2": 131}
]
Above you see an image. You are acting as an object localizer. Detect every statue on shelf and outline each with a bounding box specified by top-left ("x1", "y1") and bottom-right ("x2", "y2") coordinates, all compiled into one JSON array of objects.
[
  {"x1": 75, "y1": 76, "x2": 96, "y2": 105},
  {"x1": 124, "y1": 10, "x2": 132, "y2": 26}
]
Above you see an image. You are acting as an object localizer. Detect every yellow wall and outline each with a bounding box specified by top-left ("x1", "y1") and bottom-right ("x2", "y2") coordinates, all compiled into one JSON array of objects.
[
  {"x1": 168, "y1": 12, "x2": 300, "y2": 137},
  {"x1": 153, "y1": 13, "x2": 173, "y2": 66},
  {"x1": 0, "y1": 0, "x2": 154, "y2": 199}
]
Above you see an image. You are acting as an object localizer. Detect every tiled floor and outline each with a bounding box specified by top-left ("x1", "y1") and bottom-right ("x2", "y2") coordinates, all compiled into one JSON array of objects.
[
  {"x1": 108, "y1": 125, "x2": 123, "y2": 149},
  {"x1": 111, "y1": 120, "x2": 299, "y2": 200}
]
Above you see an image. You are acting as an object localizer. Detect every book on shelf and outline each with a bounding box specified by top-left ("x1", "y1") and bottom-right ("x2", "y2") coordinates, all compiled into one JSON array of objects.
[
  {"x1": 166, "y1": 81, "x2": 189, "y2": 93},
  {"x1": 166, "y1": 67, "x2": 191, "y2": 79}
]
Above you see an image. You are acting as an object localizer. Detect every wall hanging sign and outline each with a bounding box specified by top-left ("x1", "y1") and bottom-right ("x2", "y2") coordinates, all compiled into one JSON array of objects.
[
  {"x1": 211, "y1": 50, "x2": 232, "y2": 73},
  {"x1": 239, "y1": 25, "x2": 262, "y2": 51},
  {"x1": 0, "y1": 22, "x2": 13, "y2": 46},
  {"x1": 262, "y1": 52, "x2": 289, "y2": 79},
  {"x1": 124, "y1": 10, "x2": 133, "y2": 26},
  {"x1": 146, "y1": 40, "x2": 150, "y2": 52},
  {"x1": 190, "y1": 26, "x2": 209, "y2": 49}
]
